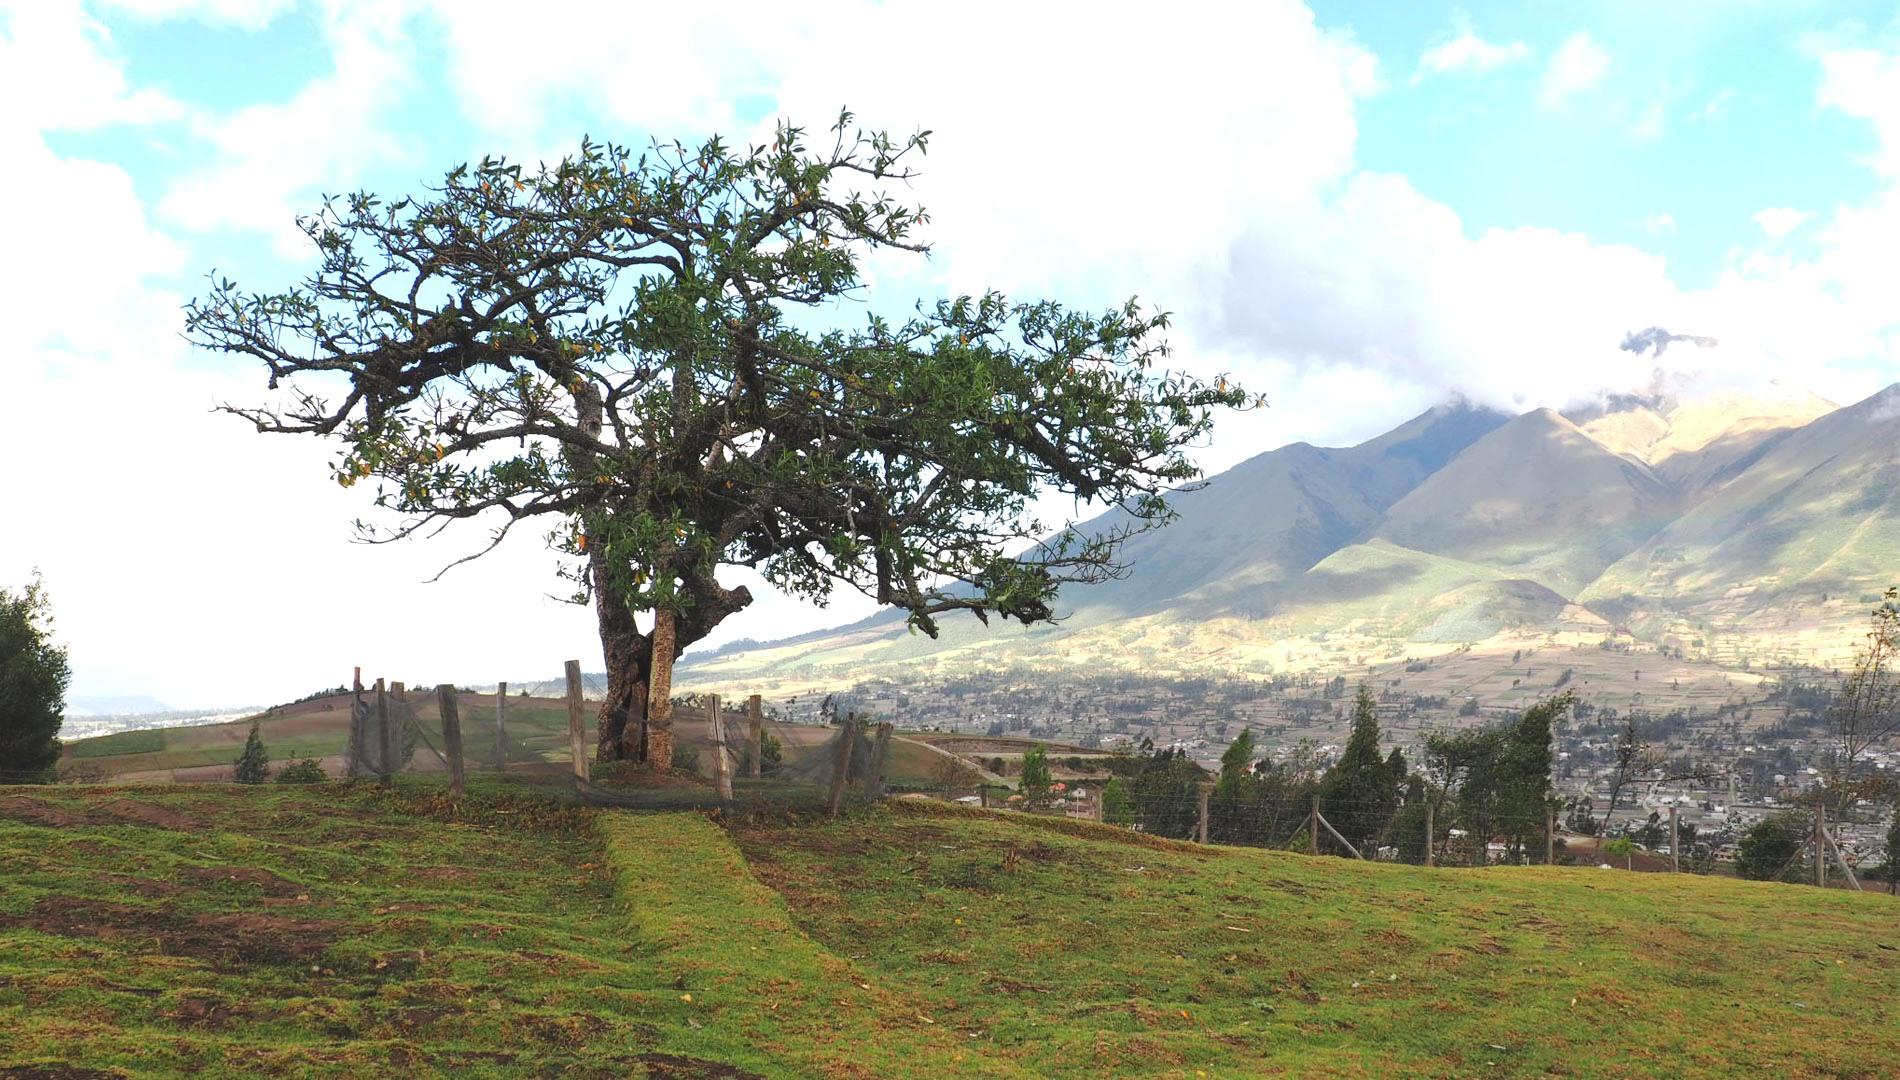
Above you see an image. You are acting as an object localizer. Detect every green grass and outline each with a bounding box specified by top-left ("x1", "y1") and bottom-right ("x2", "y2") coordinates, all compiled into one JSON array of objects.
[
  {"x1": 3, "y1": 785, "x2": 1897, "y2": 1078},
  {"x1": 66, "y1": 729, "x2": 168, "y2": 758}
]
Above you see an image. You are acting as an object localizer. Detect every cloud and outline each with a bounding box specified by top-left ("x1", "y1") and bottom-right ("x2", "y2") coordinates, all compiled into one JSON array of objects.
[
  {"x1": 157, "y1": 0, "x2": 415, "y2": 255},
  {"x1": 1753, "y1": 207, "x2": 1812, "y2": 238},
  {"x1": 0, "y1": 0, "x2": 184, "y2": 132},
  {"x1": 1643, "y1": 212, "x2": 1678, "y2": 234},
  {"x1": 1414, "y1": 27, "x2": 1530, "y2": 82},
  {"x1": 1539, "y1": 32, "x2": 1611, "y2": 108},
  {"x1": 1817, "y1": 45, "x2": 1900, "y2": 175}
]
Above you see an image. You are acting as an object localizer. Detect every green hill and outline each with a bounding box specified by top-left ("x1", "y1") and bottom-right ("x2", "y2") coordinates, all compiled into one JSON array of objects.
[{"x1": 4, "y1": 785, "x2": 1896, "y2": 1077}]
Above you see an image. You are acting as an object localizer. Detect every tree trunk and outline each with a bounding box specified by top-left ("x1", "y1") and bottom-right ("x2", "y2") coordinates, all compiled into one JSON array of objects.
[
  {"x1": 592, "y1": 554, "x2": 652, "y2": 763},
  {"x1": 647, "y1": 607, "x2": 677, "y2": 772}
]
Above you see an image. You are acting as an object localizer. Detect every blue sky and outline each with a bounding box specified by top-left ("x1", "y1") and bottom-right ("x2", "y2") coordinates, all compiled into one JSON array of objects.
[{"x1": 6, "y1": 0, "x2": 1900, "y2": 706}]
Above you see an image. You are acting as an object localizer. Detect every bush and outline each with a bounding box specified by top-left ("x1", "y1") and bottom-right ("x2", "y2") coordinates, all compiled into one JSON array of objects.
[
  {"x1": 673, "y1": 744, "x2": 702, "y2": 775},
  {"x1": 1736, "y1": 814, "x2": 1805, "y2": 882},
  {"x1": 275, "y1": 758, "x2": 327, "y2": 784}
]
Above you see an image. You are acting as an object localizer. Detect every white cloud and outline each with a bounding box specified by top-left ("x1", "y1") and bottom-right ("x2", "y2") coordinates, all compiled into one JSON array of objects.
[
  {"x1": 157, "y1": 0, "x2": 415, "y2": 255},
  {"x1": 0, "y1": 0, "x2": 183, "y2": 131},
  {"x1": 1818, "y1": 45, "x2": 1900, "y2": 175},
  {"x1": 1414, "y1": 27, "x2": 1530, "y2": 82},
  {"x1": 1643, "y1": 212, "x2": 1678, "y2": 234},
  {"x1": 1753, "y1": 207, "x2": 1812, "y2": 238},
  {"x1": 1540, "y1": 31, "x2": 1611, "y2": 108}
]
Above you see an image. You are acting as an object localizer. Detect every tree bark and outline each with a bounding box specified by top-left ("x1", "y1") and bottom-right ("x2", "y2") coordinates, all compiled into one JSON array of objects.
[
  {"x1": 592, "y1": 548, "x2": 652, "y2": 763},
  {"x1": 647, "y1": 608, "x2": 677, "y2": 772}
]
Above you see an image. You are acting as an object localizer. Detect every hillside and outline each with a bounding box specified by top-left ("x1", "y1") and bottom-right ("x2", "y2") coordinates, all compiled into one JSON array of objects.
[
  {"x1": 3, "y1": 785, "x2": 1896, "y2": 1077},
  {"x1": 680, "y1": 383, "x2": 1896, "y2": 693}
]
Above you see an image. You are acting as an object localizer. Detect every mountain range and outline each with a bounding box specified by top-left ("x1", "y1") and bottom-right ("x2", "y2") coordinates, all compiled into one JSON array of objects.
[{"x1": 680, "y1": 382, "x2": 1899, "y2": 691}]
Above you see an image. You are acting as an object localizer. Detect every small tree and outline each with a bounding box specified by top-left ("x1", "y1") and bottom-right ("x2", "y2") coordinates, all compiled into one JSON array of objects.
[
  {"x1": 1736, "y1": 814, "x2": 1805, "y2": 882},
  {"x1": 0, "y1": 574, "x2": 70, "y2": 783},
  {"x1": 1827, "y1": 586, "x2": 1900, "y2": 810},
  {"x1": 1320, "y1": 686, "x2": 1400, "y2": 853},
  {"x1": 1018, "y1": 746, "x2": 1053, "y2": 809},
  {"x1": 233, "y1": 720, "x2": 270, "y2": 784},
  {"x1": 927, "y1": 752, "x2": 979, "y2": 795},
  {"x1": 1101, "y1": 777, "x2": 1132, "y2": 825}
]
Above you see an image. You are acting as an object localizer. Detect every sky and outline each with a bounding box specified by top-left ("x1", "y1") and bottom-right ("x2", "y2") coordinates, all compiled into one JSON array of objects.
[{"x1": 5, "y1": 0, "x2": 1900, "y2": 709}]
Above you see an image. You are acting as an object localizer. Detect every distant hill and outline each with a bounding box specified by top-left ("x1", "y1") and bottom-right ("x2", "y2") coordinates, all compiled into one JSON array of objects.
[{"x1": 680, "y1": 383, "x2": 1898, "y2": 691}]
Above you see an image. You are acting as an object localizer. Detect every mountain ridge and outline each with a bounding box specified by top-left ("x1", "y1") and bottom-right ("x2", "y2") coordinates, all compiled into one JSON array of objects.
[{"x1": 681, "y1": 383, "x2": 1900, "y2": 688}]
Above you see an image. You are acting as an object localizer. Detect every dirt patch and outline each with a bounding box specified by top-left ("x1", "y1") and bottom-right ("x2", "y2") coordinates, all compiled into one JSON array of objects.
[
  {"x1": 92, "y1": 799, "x2": 205, "y2": 832},
  {"x1": 0, "y1": 796, "x2": 93, "y2": 828},
  {"x1": 181, "y1": 866, "x2": 306, "y2": 897},
  {"x1": 0, "y1": 795, "x2": 205, "y2": 832},
  {"x1": 411, "y1": 865, "x2": 476, "y2": 882},
  {"x1": 161, "y1": 993, "x2": 262, "y2": 1030},
  {"x1": 634, "y1": 1053, "x2": 765, "y2": 1079},
  {"x1": 0, "y1": 898, "x2": 340, "y2": 965}
]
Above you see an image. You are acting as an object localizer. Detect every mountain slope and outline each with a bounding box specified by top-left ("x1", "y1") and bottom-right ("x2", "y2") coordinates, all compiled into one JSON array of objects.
[
  {"x1": 1373, "y1": 408, "x2": 1678, "y2": 596},
  {"x1": 1048, "y1": 401, "x2": 1507, "y2": 621},
  {"x1": 1582, "y1": 382, "x2": 1900, "y2": 635}
]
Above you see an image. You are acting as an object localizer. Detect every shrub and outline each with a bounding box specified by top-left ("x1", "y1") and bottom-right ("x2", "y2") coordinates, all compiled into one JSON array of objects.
[{"x1": 275, "y1": 758, "x2": 327, "y2": 784}]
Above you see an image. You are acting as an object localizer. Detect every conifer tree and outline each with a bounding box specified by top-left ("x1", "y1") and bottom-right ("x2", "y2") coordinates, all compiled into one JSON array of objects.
[
  {"x1": 233, "y1": 720, "x2": 270, "y2": 784},
  {"x1": 1319, "y1": 685, "x2": 1401, "y2": 852}
]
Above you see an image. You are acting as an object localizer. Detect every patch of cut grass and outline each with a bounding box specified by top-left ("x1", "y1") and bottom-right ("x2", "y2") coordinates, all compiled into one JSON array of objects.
[{"x1": 729, "y1": 799, "x2": 1900, "y2": 1079}]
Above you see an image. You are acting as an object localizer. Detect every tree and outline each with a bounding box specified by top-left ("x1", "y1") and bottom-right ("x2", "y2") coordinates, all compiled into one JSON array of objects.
[
  {"x1": 1018, "y1": 746, "x2": 1053, "y2": 809},
  {"x1": 0, "y1": 574, "x2": 69, "y2": 783},
  {"x1": 1101, "y1": 777, "x2": 1132, "y2": 825},
  {"x1": 1320, "y1": 686, "x2": 1400, "y2": 853},
  {"x1": 927, "y1": 752, "x2": 979, "y2": 795},
  {"x1": 188, "y1": 114, "x2": 1250, "y2": 771},
  {"x1": 233, "y1": 720, "x2": 270, "y2": 784},
  {"x1": 1826, "y1": 586, "x2": 1900, "y2": 809},
  {"x1": 1736, "y1": 814, "x2": 1805, "y2": 882}
]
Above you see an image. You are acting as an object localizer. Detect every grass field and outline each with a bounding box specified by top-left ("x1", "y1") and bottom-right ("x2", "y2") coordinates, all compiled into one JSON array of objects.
[{"x1": 3, "y1": 783, "x2": 1897, "y2": 1077}]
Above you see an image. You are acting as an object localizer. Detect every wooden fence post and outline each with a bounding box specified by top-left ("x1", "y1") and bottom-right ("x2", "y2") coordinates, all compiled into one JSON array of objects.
[
  {"x1": 437, "y1": 685, "x2": 465, "y2": 798},
  {"x1": 494, "y1": 681, "x2": 507, "y2": 773},
  {"x1": 566, "y1": 661, "x2": 588, "y2": 787},
  {"x1": 1308, "y1": 793, "x2": 1320, "y2": 853},
  {"x1": 862, "y1": 722, "x2": 893, "y2": 800},
  {"x1": 827, "y1": 712, "x2": 857, "y2": 817},
  {"x1": 348, "y1": 667, "x2": 366, "y2": 778},
  {"x1": 375, "y1": 678, "x2": 393, "y2": 788},
  {"x1": 747, "y1": 694, "x2": 764, "y2": 779},
  {"x1": 1668, "y1": 806, "x2": 1679, "y2": 872},
  {"x1": 1814, "y1": 807, "x2": 1827, "y2": 888},
  {"x1": 1425, "y1": 801, "x2": 1435, "y2": 867},
  {"x1": 1196, "y1": 782, "x2": 1213, "y2": 844},
  {"x1": 709, "y1": 693, "x2": 732, "y2": 802}
]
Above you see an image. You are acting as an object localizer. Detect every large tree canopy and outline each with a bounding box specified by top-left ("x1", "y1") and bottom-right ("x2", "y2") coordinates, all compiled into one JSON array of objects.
[
  {"x1": 187, "y1": 113, "x2": 1250, "y2": 765},
  {"x1": 0, "y1": 574, "x2": 69, "y2": 783}
]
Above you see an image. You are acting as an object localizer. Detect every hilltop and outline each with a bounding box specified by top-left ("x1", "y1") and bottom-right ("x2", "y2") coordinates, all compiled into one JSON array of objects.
[
  {"x1": 678, "y1": 384, "x2": 1899, "y2": 699},
  {"x1": 2, "y1": 784, "x2": 1895, "y2": 1077}
]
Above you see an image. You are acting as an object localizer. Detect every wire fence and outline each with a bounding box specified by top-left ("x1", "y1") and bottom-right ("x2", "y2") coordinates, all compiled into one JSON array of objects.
[{"x1": 320, "y1": 674, "x2": 899, "y2": 816}]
